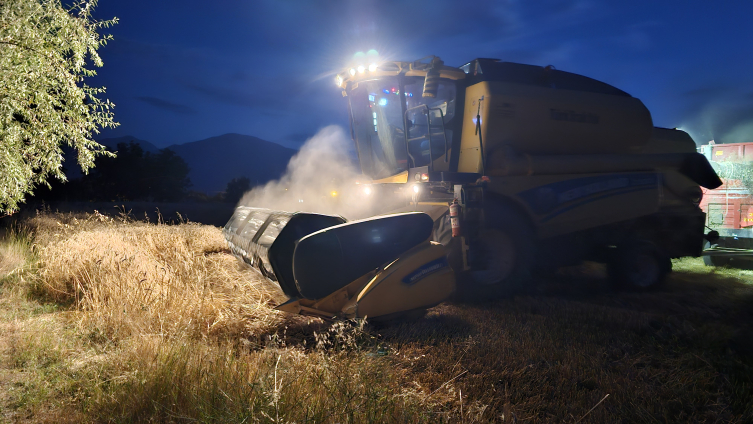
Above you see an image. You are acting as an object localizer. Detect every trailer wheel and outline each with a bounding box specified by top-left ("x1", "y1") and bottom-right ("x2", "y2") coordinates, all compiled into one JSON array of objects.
[
  {"x1": 702, "y1": 241, "x2": 730, "y2": 267},
  {"x1": 608, "y1": 240, "x2": 670, "y2": 290},
  {"x1": 457, "y1": 208, "x2": 535, "y2": 300}
]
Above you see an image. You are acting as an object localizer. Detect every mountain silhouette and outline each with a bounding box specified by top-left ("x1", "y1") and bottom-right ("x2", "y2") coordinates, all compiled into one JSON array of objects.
[{"x1": 165, "y1": 133, "x2": 296, "y2": 194}]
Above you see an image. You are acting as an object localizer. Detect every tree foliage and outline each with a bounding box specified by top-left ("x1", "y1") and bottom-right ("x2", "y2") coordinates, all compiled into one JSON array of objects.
[
  {"x1": 34, "y1": 141, "x2": 193, "y2": 202},
  {"x1": 224, "y1": 176, "x2": 250, "y2": 204},
  {"x1": 90, "y1": 142, "x2": 192, "y2": 202},
  {"x1": 0, "y1": 0, "x2": 118, "y2": 214}
]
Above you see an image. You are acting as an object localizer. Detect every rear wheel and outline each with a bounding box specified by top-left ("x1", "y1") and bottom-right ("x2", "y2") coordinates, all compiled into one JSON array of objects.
[{"x1": 608, "y1": 240, "x2": 670, "y2": 290}]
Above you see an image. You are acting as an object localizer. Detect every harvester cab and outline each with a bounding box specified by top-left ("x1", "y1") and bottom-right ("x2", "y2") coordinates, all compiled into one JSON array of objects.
[{"x1": 224, "y1": 54, "x2": 722, "y2": 321}]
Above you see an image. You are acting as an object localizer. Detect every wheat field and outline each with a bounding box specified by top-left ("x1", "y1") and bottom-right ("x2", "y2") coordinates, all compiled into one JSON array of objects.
[{"x1": 1, "y1": 211, "x2": 752, "y2": 423}]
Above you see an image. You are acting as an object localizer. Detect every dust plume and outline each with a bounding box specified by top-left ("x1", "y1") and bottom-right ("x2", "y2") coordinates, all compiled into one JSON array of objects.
[
  {"x1": 239, "y1": 126, "x2": 381, "y2": 220},
  {"x1": 678, "y1": 89, "x2": 753, "y2": 145}
]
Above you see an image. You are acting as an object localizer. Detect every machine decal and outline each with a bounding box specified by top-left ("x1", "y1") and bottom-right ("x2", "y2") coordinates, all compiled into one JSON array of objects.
[
  {"x1": 402, "y1": 257, "x2": 450, "y2": 286},
  {"x1": 518, "y1": 173, "x2": 659, "y2": 221},
  {"x1": 539, "y1": 185, "x2": 656, "y2": 223}
]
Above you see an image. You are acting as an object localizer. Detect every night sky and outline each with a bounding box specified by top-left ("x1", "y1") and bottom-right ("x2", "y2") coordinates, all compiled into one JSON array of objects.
[{"x1": 91, "y1": 1, "x2": 752, "y2": 149}]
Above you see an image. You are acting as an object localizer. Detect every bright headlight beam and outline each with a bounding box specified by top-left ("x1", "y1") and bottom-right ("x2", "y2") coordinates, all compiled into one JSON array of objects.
[
  {"x1": 368, "y1": 63, "x2": 378, "y2": 72},
  {"x1": 349, "y1": 68, "x2": 356, "y2": 76},
  {"x1": 412, "y1": 184, "x2": 420, "y2": 193},
  {"x1": 357, "y1": 65, "x2": 365, "y2": 74}
]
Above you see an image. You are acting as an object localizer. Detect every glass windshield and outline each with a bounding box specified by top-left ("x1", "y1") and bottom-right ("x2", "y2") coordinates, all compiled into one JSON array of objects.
[
  {"x1": 350, "y1": 78, "x2": 407, "y2": 179},
  {"x1": 349, "y1": 76, "x2": 456, "y2": 179},
  {"x1": 404, "y1": 78, "x2": 456, "y2": 167}
]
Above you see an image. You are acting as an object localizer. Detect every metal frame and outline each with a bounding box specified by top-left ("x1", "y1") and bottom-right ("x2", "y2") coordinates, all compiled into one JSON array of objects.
[{"x1": 404, "y1": 104, "x2": 448, "y2": 172}]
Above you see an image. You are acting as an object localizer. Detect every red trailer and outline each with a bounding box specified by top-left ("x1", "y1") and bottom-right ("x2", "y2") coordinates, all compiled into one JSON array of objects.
[{"x1": 698, "y1": 141, "x2": 753, "y2": 265}]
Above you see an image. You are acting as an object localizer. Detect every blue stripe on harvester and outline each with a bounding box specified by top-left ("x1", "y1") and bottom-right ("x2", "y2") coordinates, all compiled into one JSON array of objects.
[
  {"x1": 517, "y1": 173, "x2": 659, "y2": 222},
  {"x1": 539, "y1": 185, "x2": 655, "y2": 223}
]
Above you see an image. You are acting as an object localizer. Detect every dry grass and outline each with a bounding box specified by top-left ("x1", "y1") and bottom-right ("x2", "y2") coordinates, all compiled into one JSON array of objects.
[
  {"x1": 378, "y1": 259, "x2": 753, "y2": 422},
  {"x1": 0, "y1": 212, "x2": 440, "y2": 423},
  {"x1": 32, "y1": 213, "x2": 284, "y2": 341},
  {"x1": 1, "y1": 211, "x2": 752, "y2": 423},
  {"x1": 0, "y1": 226, "x2": 33, "y2": 288}
]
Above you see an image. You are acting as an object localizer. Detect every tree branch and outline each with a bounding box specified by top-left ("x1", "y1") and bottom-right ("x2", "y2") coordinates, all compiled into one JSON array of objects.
[{"x1": 0, "y1": 40, "x2": 36, "y2": 52}]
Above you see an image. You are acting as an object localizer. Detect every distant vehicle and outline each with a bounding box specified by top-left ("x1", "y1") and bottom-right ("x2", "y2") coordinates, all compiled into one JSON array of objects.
[{"x1": 698, "y1": 141, "x2": 753, "y2": 265}]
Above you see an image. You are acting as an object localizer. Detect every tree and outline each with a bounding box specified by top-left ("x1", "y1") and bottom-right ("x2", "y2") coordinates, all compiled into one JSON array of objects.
[
  {"x1": 0, "y1": 0, "x2": 118, "y2": 214},
  {"x1": 143, "y1": 149, "x2": 192, "y2": 202},
  {"x1": 89, "y1": 141, "x2": 147, "y2": 201},
  {"x1": 87, "y1": 142, "x2": 192, "y2": 202},
  {"x1": 224, "y1": 176, "x2": 250, "y2": 204},
  {"x1": 30, "y1": 141, "x2": 193, "y2": 202}
]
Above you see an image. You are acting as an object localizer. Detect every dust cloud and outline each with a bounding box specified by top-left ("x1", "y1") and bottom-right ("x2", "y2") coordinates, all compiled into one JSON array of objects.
[
  {"x1": 679, "y1": 94, "x2": 753, "y2": 146},
  {"x1": 238, "y1": 126, "x2": 386, "y2": 220}
]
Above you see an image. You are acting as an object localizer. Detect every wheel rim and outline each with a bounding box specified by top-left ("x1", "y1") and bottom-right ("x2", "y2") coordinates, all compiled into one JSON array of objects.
[
  {"x1": 626, "y1": 253, "x2": 659, "y2": 288},
  {"x1": 470, "y1": 230, "x2": 516, "y2": 285}
]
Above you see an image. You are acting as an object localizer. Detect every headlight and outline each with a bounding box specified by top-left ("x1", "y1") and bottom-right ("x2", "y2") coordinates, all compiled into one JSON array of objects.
[
  {"x1": 368, "y1": 63, "x2": 378, "y2": 72},
  {"x1": 412, "y1": 184, "x2": 420, "y2": 193},
  {"x1": 335, "y1": 75, "x2": 343, "y2": 87},
  {"x1": 349, "y1": 68, "x2": 356, "y2": 76},
  {"x1": 363, "y1": 186, "x2": 372, "y2": 195},
  {"x1": 357, "y1": 65, "x2": 365, "y2": 74}
]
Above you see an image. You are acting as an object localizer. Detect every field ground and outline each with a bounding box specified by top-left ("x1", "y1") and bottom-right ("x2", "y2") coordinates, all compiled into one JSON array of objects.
[{"x1": 0, "y1": 212, "x2": 751, "y2": 423}]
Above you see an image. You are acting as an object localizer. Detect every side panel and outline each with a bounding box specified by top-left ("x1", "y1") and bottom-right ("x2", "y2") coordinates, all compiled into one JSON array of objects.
[
  {"x1": 458, "y1": 81, "x2": 654, "y2": 175},
  {"x1": 488, "y1": 172, "x2": 662, "y2": 239},
  {"x1": 353, "y1": 242, "x2": 455, "y2": 319}
]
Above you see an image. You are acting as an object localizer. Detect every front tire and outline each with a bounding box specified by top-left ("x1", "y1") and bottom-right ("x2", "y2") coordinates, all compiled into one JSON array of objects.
[{"x1": 455, "y1": 207, "x2": 535, "y2": 300}]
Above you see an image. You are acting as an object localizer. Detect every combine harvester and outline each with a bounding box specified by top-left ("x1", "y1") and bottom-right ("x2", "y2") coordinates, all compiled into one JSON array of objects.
[
  {"x1": 698, "y1": 141, "x2": 753, "y2": 266},
  {"x1": 224, "y1": 56, "x2": 721, "y2": 321}
]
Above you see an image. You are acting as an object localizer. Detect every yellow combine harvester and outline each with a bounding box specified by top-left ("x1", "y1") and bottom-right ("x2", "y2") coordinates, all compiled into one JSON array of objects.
[{"x1": 224, "y1": 56, "x2": 721, "y2": 321}]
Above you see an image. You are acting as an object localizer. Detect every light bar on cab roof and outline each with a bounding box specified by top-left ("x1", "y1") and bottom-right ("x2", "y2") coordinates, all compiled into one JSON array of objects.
[{"x1": 335, "y1": 55, "x2": 466, "y2": 90}]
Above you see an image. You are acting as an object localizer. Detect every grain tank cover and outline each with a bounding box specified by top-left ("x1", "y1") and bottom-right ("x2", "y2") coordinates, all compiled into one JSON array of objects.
[
  {"x1": 460, "y1": 59, "x2": 654, "y2": 156},
  {"x1": 461, "y1": 60, "x2": 632, "y2": 97}
]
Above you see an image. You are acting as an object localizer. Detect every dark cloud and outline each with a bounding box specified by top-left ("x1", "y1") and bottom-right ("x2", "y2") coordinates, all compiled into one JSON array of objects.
[
  {"x1": 135, "y1": 96, "x2": 196, "y2": 114},
  {"x1": 682, "y1": 85, "x2": 732, "y2": 99},
  {"x1": 182, "y1": 82, "x2": 290, "y2": 116}
]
